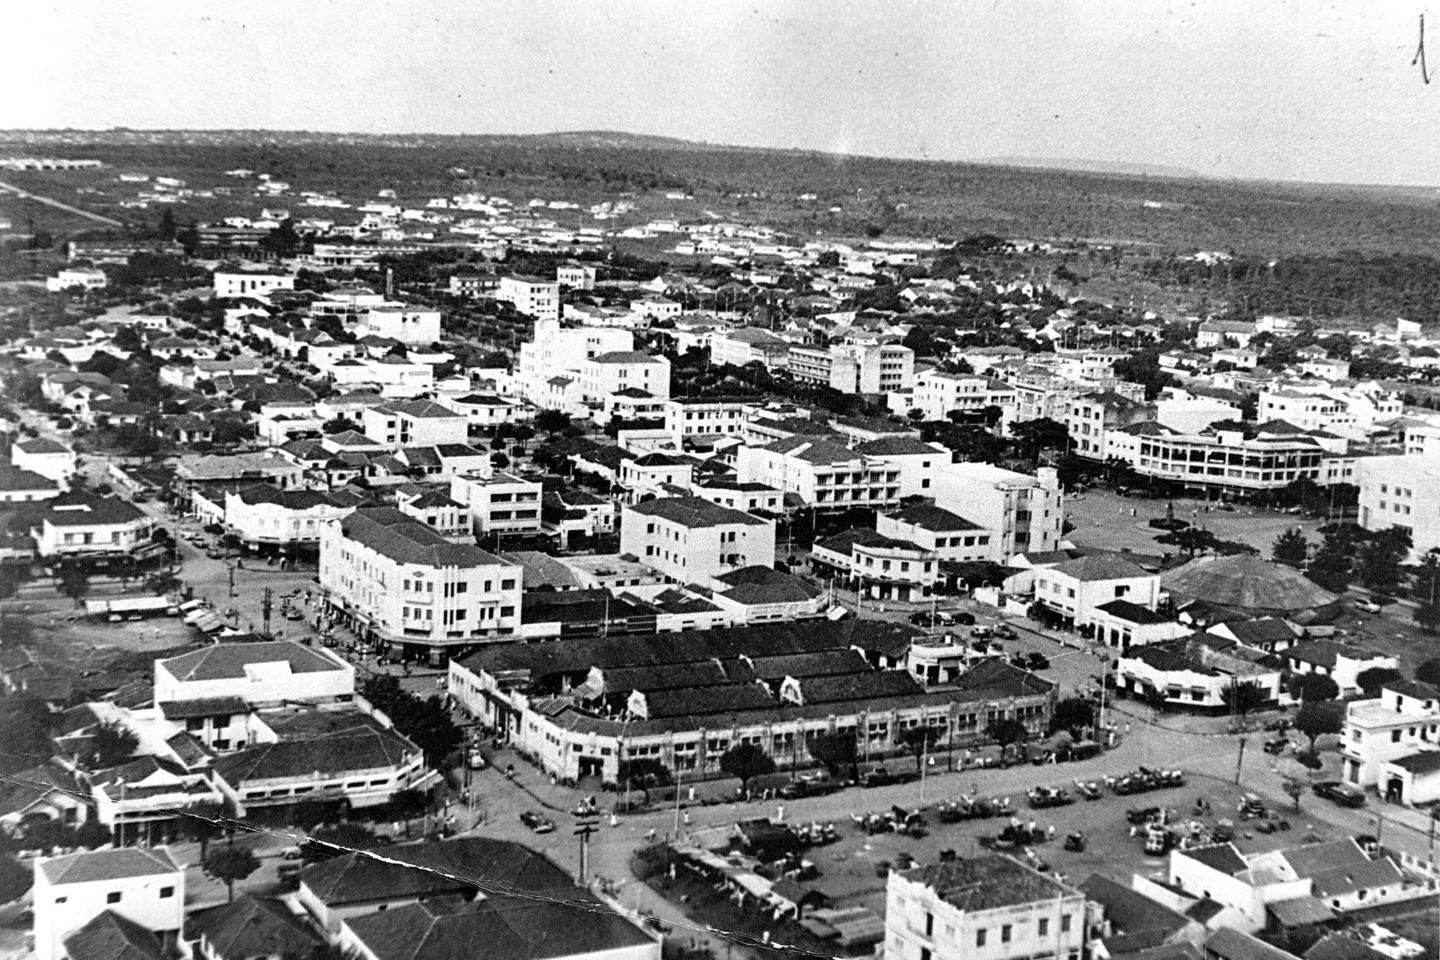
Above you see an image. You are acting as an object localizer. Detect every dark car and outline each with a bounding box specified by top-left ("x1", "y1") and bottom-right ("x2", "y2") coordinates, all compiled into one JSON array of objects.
[
  {"x1": 908, "y1": 612, "x2": 935, "y2": 627},
  {"x1": 1313, "y1": 780, "x2": 1366, "y2": 808},
  {"x1": 519, "y1": 811, "x2": 556, "y2": 833},
  {"x1": 1024, "y1": 652, "x2": 1050, "y2": 671},
  {"x1": 1262, "y1": 737, "x2": 1289, "y2": 755},
  {"x1": 995, "y1": 625, "x2": 1018, "y2": 640},
  {"x1": 953, "y1": 612, "x2": 976, "y2": 626}
]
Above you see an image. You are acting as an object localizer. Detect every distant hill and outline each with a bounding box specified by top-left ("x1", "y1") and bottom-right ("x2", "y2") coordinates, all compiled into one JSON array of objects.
[{"x1": 974, "y1": 156, "x2": 1204, "y2": 180}]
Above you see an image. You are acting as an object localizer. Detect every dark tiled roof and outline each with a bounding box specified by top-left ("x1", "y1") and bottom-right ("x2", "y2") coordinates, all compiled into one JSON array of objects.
[
  {"x1": 39, "y1": 847, "x2": 180, "y2": 884},
  {"x1": 1095, "y1": 599, "x2": 1170, "y2": 625},
  {"x1": 63, "y1": 911, "x2": 167, "y2": 960},
  {"x1": 300, "y1": 837, "x2": 574, "y2": 906},
  {"x1": 885, "y1": 504, "x2": 981, "y2": 532},
  {"x1": 1077, "y1": 874, "x2": 1189, "y2": 937},
  {"x1": 341, "y1": 507, "x2": 510, "y2": 566},
  {"x1": 627, "y1": 496, "x2": 766, "y2": 528},
  {"x1": 158, "y1": 696, "x2": 249, "y2": 720},
  {"x1": 797, "y1": 671, "x2": 923, "y2": 704},
  {"x1": 1177, "y1": 843, "x2": 1247, "y2": 877},
  {"x1": 900, "y1": 856, "x2": 1075, "y2": 912},
  {"x1": 188, "y1": 897, "x2": 322, "y2": 960},
  {"x1": 40, "y1": 493, "x2": 146, "y2": 527},
  {"x1": 211, "y1": 711, "x2": 417, "y2": 782}
]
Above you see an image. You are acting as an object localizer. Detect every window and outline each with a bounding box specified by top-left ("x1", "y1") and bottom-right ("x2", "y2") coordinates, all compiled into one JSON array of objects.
[
  {"x1": 160, "y1": 886, "x2": 174, "y2": 899},
  {"x1": 107, "y1": 892, "x2": 122, "y2": 904},
  {"x1": 54, "y1": 897, "x2": 67, "y2": 905},
  {"x1": 1060, "y1": 915, "x2": 1071, "y2": 933},
  {"x1": 975, "y1": 929, "x2": 987, "y2": 947},
  {"x1": 1001, "y1": 924, "x2": 1012, "y2": 943},
  {"x1": 1038, "y1": 918, "x2": 1049, "y2": 936}
]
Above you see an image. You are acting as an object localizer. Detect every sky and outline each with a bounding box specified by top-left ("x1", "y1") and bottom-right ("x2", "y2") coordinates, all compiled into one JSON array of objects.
[{"x1": 5, "y1": 0, "x2": 1439, "y2": 186}]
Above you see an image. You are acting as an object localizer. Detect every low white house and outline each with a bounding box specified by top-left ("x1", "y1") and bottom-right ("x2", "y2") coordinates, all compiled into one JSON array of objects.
[
  {"x1": 1033, "y1": 554, "x2": 1160, "y2": 627},
  {"x1": 11, "y1": 437, "x2": 78, "y2": 483},
  {"x1": 153, "y1": 641, "x2": 355, "y2": 708}
]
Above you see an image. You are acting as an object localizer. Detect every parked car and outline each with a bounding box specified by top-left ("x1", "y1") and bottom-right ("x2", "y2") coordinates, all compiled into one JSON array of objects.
[
  {"x1": 1354, "y1": 599, "x2": 1382, "y2": 613},
  {"x1": 519, "y1": 811, "x2": 555, "y2": 833},
  {"x1": 1262, "y1": 737, "x2": 1289, "y2": 755},
  {"x1": 994, "y1": 625, "x2": 1018, "y2": 640},
  {"x1": 1024, "y1": 652, "x2": 1050, "y2": 671},
  {"x1": 1313, "y1": 781, "x2": 1366, "y2": 808}
]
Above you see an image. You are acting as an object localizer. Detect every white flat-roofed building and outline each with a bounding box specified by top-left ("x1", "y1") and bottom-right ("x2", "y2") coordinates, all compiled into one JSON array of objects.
[
  {"x1": 734, "y1": 437, "x2": 904, "y2": 511},
  {"x1": 1340, "y1": 679, "x2": 1440, "y2": 789},
  {"x1": 213, "y1": 272, "x2": 295, "y2": 299},
  {"x1": 811, "y1": 528, "x2": 938, "y2": 602},
  {"x1": 497, "y1": 275, "x2": 560, "y2": 321},
  {"x1": 1358, "y1": 454, "x2": 1440, "y2": 556},
  {"x1": 1032, "y1": 554, "x2": 1161, "y2": 627},
  {"x1": 442, "y1": 393, "x2": 528, "y2": 430},
  {"x1": 515, "y1": 317, "x2": 633, "y2": 407},
  {"x1": 357, "y1": 306, "x2": 441, "y2": 345},
  {"x1": 694, "y1": 479, "x2": 784, "y2": 515},
  {"x1": 884, "y1": 856, "x2": 1087, "y2": 960},
  {"x1": 663, "y1": 398, "x2": 748, "y2": 438},
  {"x1": 932, "y1": 463, "x2": 1063, "y2": 558},
  {"x1": 154, "y1": 640, "x2": 355, "y2": 707},
  {"x1": 449, "y1": 471, "x2": 544, "y2": 535},
  {"x1": 321, "y1": 507, "x2": 523, "y2": 657},
  {"x1": 33, "y1": 848, "x2": 185, "y2": 960},
  {"x1": 223, "y1": 486, "x2": 354, "y2": 553},
  {"x1": 620, "y1": 496, "x2": 775, "y2": 586},
  {"x1": 46, "y1": 268, "x2": 108, "y2": 293}
]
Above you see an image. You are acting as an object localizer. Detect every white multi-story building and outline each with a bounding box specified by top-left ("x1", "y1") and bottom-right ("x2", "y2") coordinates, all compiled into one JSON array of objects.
[
  {"x1": 694, "y1": 479, "x2": 785, "y2": 515},
  {"x1": 788, "y1": 342, "x2": 914, "y2": 395},
  {"x1": 33, "y1": 849, "x2": 185, "y2": 960},
  {"x1": 213, "y1": 272, "x2": 295, "y2": 299},
  {"x1": 1358, "y1": 454, "x2": 1440, "y2": 556},
  {"x1": 877, "y1": 504, "x2": 998, "y2": 563},
  {"x1": 885, "y1": 857, "x2": 1087, "y2": 960},
  {"x1": 556, "y1": 262, "x2": 597, "y2": 289},
  {"x1": 1107, "y1": 422, "x2": 1326, "y2": 495},
  {"x1": 1032, "y1": 554, "x2": 1161, "y2": 627},
  {"x1": 514, "y1": 317, "x2": 633, "y2": 407},
  {"x1": 663, "y1": 398, "x2": 748, "y2": 439},
  {"x1": 441, "y1": 393, "x2": 527, "y2": 431},
  {"x1": 449, "y1": 471, "x2": 544, "y2": 536},
  {"x1": 620, "y1": 496, "x2": 775, "y2": 586},
  {"x1": 45, "y1": 268, "x2": 108, "y2": 293},
  {"x1": 709, "y1": 328, "x2": 792, "y2": 370},
  {"x1": 1341, "y1": 679, "x2": 1440, "y2": 790},
  {"x1": 580, "y1": 351, "x2": 671, "y2": 405},
  {"x1": 223, "y1": 486, "x2": 354, "y2": 553},
  {"x1": 356, "y1": 306, "x2": 441, "y2": 345},
  {"x1": 734, "y1": 438, "x2": 905, "y2": 511},
  {"x1": 320, "y1": 507, "x2": 523, "y2": 657},
  {"x1": 895, "y1": 369, "x2": 1012, "y2": 422},
  {"x1": 932, "y1": 464, "x2": 1063, "y2": 559},
  {"x1": 361, "y1": 400, "x2": 469, "y2": 448},
  {"x1": 497, "y1": 275, "x2": 560, "y2": 320}
]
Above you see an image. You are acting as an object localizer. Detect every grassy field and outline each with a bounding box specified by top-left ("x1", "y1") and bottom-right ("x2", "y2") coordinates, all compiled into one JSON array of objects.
[{"x1": 5, "y1": 130, "x2": 1440, "y2": 258}]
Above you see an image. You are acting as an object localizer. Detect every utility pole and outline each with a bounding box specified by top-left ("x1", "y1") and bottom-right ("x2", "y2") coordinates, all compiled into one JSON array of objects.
[
  {"x1": 1234, "y1": 736, "x2": 1247, "y2": 785},
  {"x1": 261, "y1": 587, "x2": 273, "y2": 637},
  {"x1": 574, "y1": 812, "x2": 598, "y2": 883}
]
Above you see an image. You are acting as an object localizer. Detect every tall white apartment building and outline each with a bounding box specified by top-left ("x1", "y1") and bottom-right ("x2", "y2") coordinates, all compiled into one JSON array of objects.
[
  {"x1": 902, "y1": 369, "x2": 1007, "y2": 421},
  {"x1": 788, "y1": 342, "x2": 914, "y2": 395},
  {"x1": 1340, "y1": 679, "x2": 1440, "y2": 789},
  {"x1": 734, "y1": 438, "x2": 904, "y2": 511},
  {"x1": 497, "y1": 275, "x2": 560, "y2": 321},
  {"x1": 933, "y1": 464, "x2": 1063, "y2": 558},
  {"x1": 361, "y1": 400, "x2": 469, "y2": 448},
  {"x1": 1358, "y1": 454, "x2": 1440, "y2": 556},
  {"x1": 320, "y1": 507, "x2": 523, "y2": 656},
  {"x1": 620, "y1": 496, "x2": 775, "y2": 586},
  {"x1": 514, "y1": 317, "x2": 633, "y2": 407},
  {"x1": 885, "y1": 857, "x2": 1087, "y2": 960}
]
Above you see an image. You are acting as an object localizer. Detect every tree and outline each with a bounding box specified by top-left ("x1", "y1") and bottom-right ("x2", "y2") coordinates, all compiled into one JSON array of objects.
[
  {"x1": 1289, "y1": 673, "x2": 1339, "y2": 703},
  {"x1": 1358, "y1": 527, "x2": 1411, "y2": 598},
  {"x1": 0, "y1": 694, "x2": 53, "y2": 775},
  {"x1": 74, "y1": 820, "x2": 112, "y2": 850},
  {"x1": 616, "y1": 758, "x2": 671, "y2": 790},
  {"x1": 1050, "y1": 697, "x2": 1096, "y2": 734},
  {"x1": 186, "y1": 800, "x2": 226, "y2": 858},
  {"x1": 1271, "y1": 529, "x2": 1309, "y2": 569},
  {"x1": 986, "y1": 718, "x2": 1029, "y2": 756},
  {"x1": 718, "y1": 744, "x2": 775, "y2": 796},
  {"x1": 1306, "y1": 536, "x2": 1354, "y2": 594},
  {"x1": 1007, "y1": 418, "x2": 1070, "y2": 463},
  {"x1": 388, "y1": 788, "x2": 430, "y2": 825},
  {"x1": 1221, "y1": 681, "x2": 1266, "y2": 718},
  {"x1": 1414, "y1": 555, "x2": 1440, "y2": 633},
  {"x1": 1416, "y1": 658, "x2": 1440, "y2": 687},
  {"x1": 1281, "y1": 776, "x2": 1304, "y2": 812},
  {"x1": 805, "y1": 731, "x2": 858, "y2": 778},
  {"x1": 534, "y1": 409, "x2": 571, "y2": 435},
  {"x1": 1294, "y1": 701, "x2": 1344, "y2": 752},
  {"x1": 203, "y1": 845, "x2": 259, "y2": 902},
  {"x1": 0, "y1": 855, "x2": 32, "y2": 904},
  {"x1": 1356, "y1": 667, "x2": 1403, "y2": 698},
  {"x1": 56, "y1": 566, "x2": 90, "y2": 609},
  {"x1": 1169, "y1": 527, "x2": 1220, "y2": 557},
  {"x1": 896, "y1": 725, "x2": 943, "y2": 774},
  {"x1": 91, "y1": 721, "x2": 139, "y2": 767}
]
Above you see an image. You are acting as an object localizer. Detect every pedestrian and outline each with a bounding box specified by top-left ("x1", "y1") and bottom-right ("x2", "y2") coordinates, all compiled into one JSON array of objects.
[
  {"x1": 1125, "y1": 722, "x2": 1132, "y2": 735},
  {"x1": 1047, "y1": 824, "x2": 1056, "y2": 839}
]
